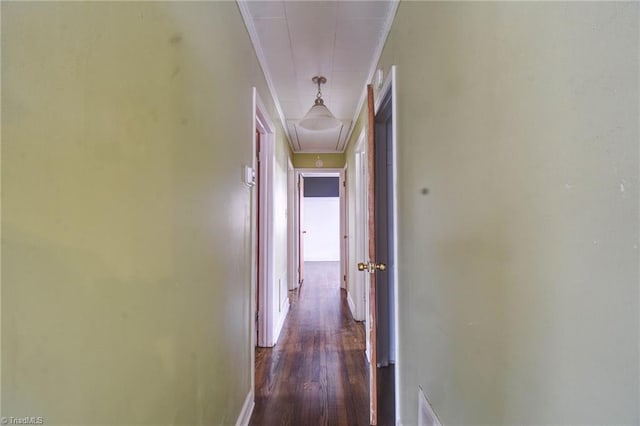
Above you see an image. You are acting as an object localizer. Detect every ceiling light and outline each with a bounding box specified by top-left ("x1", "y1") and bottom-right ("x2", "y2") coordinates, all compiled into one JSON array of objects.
[{"x1": 298, "y1": 76, "x2": 341, "y2": 131}]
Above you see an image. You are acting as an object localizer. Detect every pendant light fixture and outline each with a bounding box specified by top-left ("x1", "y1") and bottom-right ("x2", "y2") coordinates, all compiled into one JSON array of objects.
[{"x1": 298, "y1": 76, "x2": 341, "y2": 131}]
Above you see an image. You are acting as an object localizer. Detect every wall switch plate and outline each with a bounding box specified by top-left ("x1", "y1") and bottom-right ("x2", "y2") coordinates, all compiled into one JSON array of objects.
[
  {"x1": 243, "y1": 165, "x2": 255, "y2": 187},
  {"x1": 376, "y1": 69, "x2": 384, "y2": 89}
]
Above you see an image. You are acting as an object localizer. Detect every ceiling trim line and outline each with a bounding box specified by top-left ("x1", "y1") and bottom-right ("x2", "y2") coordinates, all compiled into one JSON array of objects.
[
  {"x1": 293, "y1": 124, "x2": 302, "y2": 152},
  {"x1": 237, "y1": 0, "x2": 292, "y2": 148},
  {"x1": 341, "y1": 0, "x2": 400, "y2": 153},
  {"x1": 338, "y1": 122, "x2": 353, "y2": 152},
  {"x1": 335, "y1": 125, "x2": 344, "y2": 151}
]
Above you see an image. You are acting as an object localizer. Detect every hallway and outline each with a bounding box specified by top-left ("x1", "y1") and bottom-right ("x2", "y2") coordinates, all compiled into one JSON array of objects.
[{"x1": 250, "y1": 261, "x2": 369, "y2": 426}]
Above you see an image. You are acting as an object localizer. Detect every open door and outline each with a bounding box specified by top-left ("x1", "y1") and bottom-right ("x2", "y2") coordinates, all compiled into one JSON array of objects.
[
  {"x1": 357, "y1": 84, "x2": 386, "y2": 425},
  {"x1": 359, "y1": 76, "x2": 397, "y2": 425},
  {"x1": 298, "y1": 174, "x2": 305, "y2": 286}
]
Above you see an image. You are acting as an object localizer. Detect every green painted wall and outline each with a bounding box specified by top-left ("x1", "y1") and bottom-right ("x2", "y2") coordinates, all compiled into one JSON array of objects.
[
  {"x1": 292, "y1": 153, "x2": 345, "y2": 169},
  {"x1": 2, "y1": 2, "x2": 290, "y2": 424},
  {"x1": 345, "y1": 2, "x2": 639, "y2": 424}
]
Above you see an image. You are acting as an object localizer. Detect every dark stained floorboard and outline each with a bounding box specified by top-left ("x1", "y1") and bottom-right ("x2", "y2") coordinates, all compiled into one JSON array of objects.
[{"x1": 251, "y1": 261, "x2": 369, "y2": 426}]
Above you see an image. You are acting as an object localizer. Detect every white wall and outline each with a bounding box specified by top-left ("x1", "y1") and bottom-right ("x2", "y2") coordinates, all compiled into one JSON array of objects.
[{"x1": 303, "y1": 197, "x2": 340, "y2": 262}]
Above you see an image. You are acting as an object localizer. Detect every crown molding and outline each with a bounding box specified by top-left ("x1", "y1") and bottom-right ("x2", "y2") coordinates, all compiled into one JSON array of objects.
[
  {"x1": 237, "y1": 0, "x2": 292, "y2": 147},
  {"x1": 341, "y1": 0, "x2": 399, "y2": 153}
]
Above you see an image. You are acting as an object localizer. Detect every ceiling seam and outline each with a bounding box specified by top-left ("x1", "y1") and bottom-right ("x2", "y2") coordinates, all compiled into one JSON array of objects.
[{"x1": 329, "y1": 2, "x2": 338, "y2": 108}]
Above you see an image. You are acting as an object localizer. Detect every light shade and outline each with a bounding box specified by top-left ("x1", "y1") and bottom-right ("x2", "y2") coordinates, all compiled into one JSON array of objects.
[{"x1": 298, "y1": 103, "x2": 341, "y2": 131}]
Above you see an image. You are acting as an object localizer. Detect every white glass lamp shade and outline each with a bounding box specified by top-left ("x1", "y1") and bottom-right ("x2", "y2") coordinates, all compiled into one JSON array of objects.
[{"x1": 298, "y1": 103, "x2": 341, "y2": 131}]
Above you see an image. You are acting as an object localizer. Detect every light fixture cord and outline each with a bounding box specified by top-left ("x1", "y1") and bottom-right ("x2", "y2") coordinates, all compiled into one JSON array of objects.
[{"x1": 315, "y1": 79, "x2": 324, "y2": 105}]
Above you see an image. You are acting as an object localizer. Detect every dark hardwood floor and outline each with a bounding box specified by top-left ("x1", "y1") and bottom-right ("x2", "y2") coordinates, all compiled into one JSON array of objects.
[{"x1": 250, "y1": 261, "x2": 369, "y2": 426}]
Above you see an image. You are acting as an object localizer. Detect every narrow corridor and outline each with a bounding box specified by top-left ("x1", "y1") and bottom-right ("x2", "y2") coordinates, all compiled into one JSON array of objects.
[{"x1": 250, "y1": 261, "x2": 369, "y2": 426}]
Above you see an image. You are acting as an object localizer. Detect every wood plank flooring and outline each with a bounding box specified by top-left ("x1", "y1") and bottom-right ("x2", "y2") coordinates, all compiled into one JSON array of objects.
[{"x1": 250, "y1": 261, "x2": 369, "y2": 426}]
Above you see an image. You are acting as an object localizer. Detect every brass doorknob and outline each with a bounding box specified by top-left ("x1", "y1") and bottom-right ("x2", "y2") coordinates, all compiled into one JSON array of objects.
[{"x1": 357, "y1": 262, "x2": 387, "y2": 273}]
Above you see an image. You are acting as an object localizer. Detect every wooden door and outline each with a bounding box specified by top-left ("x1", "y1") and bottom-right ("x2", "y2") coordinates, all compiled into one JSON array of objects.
[
  {"x1": 366, "y1": 84, "x2": 379, "y2": 425},
  {"x1": 359, "y1": 83, "x2": 393, "y2": 425}
]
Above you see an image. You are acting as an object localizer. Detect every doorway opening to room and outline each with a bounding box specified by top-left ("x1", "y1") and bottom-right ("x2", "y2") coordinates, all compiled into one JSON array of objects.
[
  {"x1": 360, "y1": 68, "x2": 399, "y2": 426},
  {"x1": 351, "y1": 71, "x2": 398, "y2": 426},
  {"x1": 372, "y1": 77, "x2": 397, "y2": 425},
  {"x1": 294, "y1": 171, "x2": 345, "y2": 293}
]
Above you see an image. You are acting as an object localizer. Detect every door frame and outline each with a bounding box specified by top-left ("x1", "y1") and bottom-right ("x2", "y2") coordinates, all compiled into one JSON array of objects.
[
  {"x1": 374, "y1": 66, "x2": 399, "y2": 425},
  {"x1": 352, "y1": 129, "x2": 370, "y2": 342},
  {"x1": 252, "y1": 88, "x2": 277, "y2": 350},
  {"x1": 293, "y1": 168, "x2": 346, "y2": 288},
  {"x1": 340, "y1": 166, "x2": 349, "y2": 291},
  {"x1": 287, "y1": 157, "x2": 296, "y2": 290}
]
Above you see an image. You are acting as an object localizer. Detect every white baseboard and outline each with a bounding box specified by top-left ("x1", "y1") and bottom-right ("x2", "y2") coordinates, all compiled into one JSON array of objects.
[
  {"x1": 273, "y1": 300, "x2": 290, "y2": 344},
  {"x1": 347, "y1": 291, "x2": 357, "y2": 319},
  {"x1": 235, "y1": 390, "x2": 254, "y2": 426}
]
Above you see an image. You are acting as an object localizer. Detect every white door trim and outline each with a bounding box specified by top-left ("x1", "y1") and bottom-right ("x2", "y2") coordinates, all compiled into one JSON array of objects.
[
  {"x1": 340, "y1": 166, "x2": 348, "y2": 290},
  {"x1": 253, "y1": 88, "x2": 277, "y2": 349},
  {"x1": 374, "y1": 66, "x2": 400, "y2": 425},
  {"x1": 287, "y1": 157, "x2": 296, "y2": 290},
  {"x1": 353, "y1": 129, "x2": 369, "y2": 324},
  {"x1": 294, "y1": 168, "x2": 345, "y2": 287}
]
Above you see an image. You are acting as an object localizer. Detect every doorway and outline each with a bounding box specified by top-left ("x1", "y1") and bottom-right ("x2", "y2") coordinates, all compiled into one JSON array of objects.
[
  {"x1": 356, "y1": 68, "x2": 398, "y2": 425},
  {"x1": 303, "y1": 175, "x2": 341, "y2": 262},
  {"x1": 252, "y1": 88, "x2": 289, "y2": 350},
  {"x1": 372, "y1": 66, "x2": 398, "y2": 425},
  {"x1": 293, "y1": 169, "x2": 347, "y2": 291},
  {"x1": 374, "y1": 91, "x2": 395, "y2": 368}
]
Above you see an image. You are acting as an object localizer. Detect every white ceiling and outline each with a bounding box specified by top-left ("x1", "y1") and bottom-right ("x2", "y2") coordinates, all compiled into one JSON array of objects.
[{"x1": 239, "y1": 1, "x2": 398, "y2": 153}]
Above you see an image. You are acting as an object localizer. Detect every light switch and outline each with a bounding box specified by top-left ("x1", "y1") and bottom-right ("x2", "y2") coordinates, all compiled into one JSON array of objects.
[{"x1": 243, "y1": 165, "x2": 255, "y2": 187}]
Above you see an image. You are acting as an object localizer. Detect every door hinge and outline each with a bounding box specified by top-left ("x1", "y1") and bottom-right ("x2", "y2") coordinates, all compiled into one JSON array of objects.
[{"x1": 343, "y1": 274, "x2": 347, "y2": 282}]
